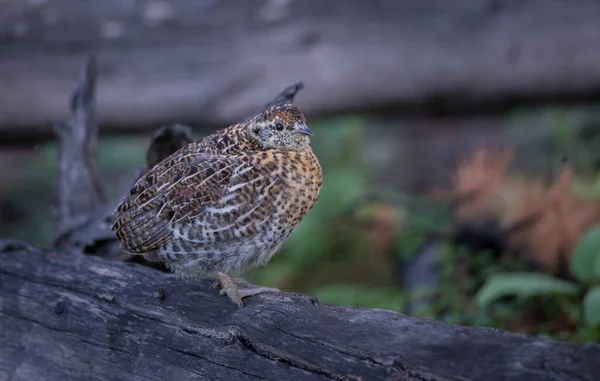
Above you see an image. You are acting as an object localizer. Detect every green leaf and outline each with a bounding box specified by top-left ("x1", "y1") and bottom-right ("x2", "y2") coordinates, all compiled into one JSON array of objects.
[
  {"x1": 570, "y1": 225, "x2": 600, "y2": 283},
  {"x1": 595, "y1": 254, "x2": 600, "y2": 282},
  {"x1": 476, "y1": 272, "x2": 580, "y2": 308},
  {"x1": 583, "y1": 286, "x2": 600, "y2": 327}
]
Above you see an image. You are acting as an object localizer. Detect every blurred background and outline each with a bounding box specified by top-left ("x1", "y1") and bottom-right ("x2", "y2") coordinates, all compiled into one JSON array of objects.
[{"x1": 2, "y1": 0, "x2": 600, "y2": 343}]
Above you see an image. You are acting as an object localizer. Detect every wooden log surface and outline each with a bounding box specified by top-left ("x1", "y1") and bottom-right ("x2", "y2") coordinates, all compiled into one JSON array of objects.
[
  {"x1": 3, "y1": 0, "x2": 600, "y2": 139},
  {"x1": 1, "y1": 239, "x2": 599, "y2": 381}
]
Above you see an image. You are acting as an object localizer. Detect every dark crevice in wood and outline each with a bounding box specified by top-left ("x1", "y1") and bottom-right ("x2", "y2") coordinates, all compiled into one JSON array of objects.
[{"x1": 235, "y1": 333, "x2": 354, "y2": 381}]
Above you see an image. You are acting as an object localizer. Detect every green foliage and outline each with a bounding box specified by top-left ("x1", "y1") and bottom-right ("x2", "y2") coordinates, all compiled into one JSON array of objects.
[
  {"x1": 570, "y1": 224, "x2": 600, "y2": 284},
  {"x1": 583, "y1": 287, "x2": 600, "y2": 327},
  {"x1": 475, "y1": 273, "x2": 580, "y2": 308},
  {"x1": 571, "y1": 175, "x2": 600, "y2": 199},
  {"x1": 312, "y1": 284, "x2": 405, "y2": 311},
  {"x1": 473, "y1": 222, "x2": 600, "y2": 338},
  {"x1": 548, "y1": 108, "x2": 581, "y2": 144},
  {"x1": 395, "y1": 230, "x2": 426, "y2": 260},
  {"x1": 395, "y1": 195, "x2": 453, "y2": 260}
]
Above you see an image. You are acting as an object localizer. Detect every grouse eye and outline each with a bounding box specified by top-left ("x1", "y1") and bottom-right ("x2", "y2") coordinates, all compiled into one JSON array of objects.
[{"x1": 275, "y1": 123, "x2": 284, "y2": 131}]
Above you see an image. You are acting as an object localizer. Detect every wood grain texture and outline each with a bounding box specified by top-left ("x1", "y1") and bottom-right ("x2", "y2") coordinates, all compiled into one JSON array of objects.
[
  {"x1": 3, "y1": 0, "x2": 600, "y2": 138},
  {"x1": 1, "y1": 239, "x2": 599, "y2": 381}
]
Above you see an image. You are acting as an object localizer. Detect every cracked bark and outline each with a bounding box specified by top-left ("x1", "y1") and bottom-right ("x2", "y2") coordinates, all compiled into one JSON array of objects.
[{"x1": 1, "y1": 240, "x2": 599, "y2": 381}]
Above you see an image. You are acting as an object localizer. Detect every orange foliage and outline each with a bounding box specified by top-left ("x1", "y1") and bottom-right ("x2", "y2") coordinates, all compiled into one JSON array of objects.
[
  {"x1": 347, "y1": 203, "x2": 403, "y2": 284},
  {"x1": 451, "y1": 147, "x2": 514, "y2": 223},
  {"x1": 366, "y1": 203, "x2": 403, "y2": 253},
  {"x1": 441, "y1": 148, "x2": 600, "y2": 273}
]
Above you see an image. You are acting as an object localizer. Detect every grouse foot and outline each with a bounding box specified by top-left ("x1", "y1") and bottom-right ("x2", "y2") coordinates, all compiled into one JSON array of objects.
[{"x1": 210, "y1": 272, "x2": 280, "y2": 307}]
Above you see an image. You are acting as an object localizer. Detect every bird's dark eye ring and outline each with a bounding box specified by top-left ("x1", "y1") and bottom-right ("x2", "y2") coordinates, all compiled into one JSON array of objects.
[{"x1": 275, "y1": 123, "x2": 284, "y2": 131}]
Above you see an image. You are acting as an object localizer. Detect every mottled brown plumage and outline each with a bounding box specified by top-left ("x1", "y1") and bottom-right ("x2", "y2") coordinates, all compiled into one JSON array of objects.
[{"x1": 112, "y1": 103, "x2": 322, "y2": 306}]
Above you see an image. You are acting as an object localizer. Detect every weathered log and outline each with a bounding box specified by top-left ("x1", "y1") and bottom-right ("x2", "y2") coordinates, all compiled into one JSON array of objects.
[
  {"x1": 3, "y1": 0, "x2": 600, "y2": 139},
  {"x1": 0, "y1": 239, "x2": 599, "y2": 381}
]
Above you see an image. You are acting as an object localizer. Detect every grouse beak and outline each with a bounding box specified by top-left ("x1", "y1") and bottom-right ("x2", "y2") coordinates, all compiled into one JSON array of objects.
[{"x1": 293, "y1": 123, "x2": 314, "y2": 136}]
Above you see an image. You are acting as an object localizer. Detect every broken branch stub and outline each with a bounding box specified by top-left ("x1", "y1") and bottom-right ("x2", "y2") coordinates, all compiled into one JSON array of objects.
[{"x1": 53, "y1": 56, "x2": 105, "y2": 240}]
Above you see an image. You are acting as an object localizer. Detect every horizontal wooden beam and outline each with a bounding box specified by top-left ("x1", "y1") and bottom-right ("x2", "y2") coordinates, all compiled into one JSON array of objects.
[{"x1": 2, "y1": 0, "x2": 600, "y2": 139}]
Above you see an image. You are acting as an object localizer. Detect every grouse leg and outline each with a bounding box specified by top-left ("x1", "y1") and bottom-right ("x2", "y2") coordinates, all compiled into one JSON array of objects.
[{"x1": 210, "y1": 272, "x2": 280, "y2": 307}]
